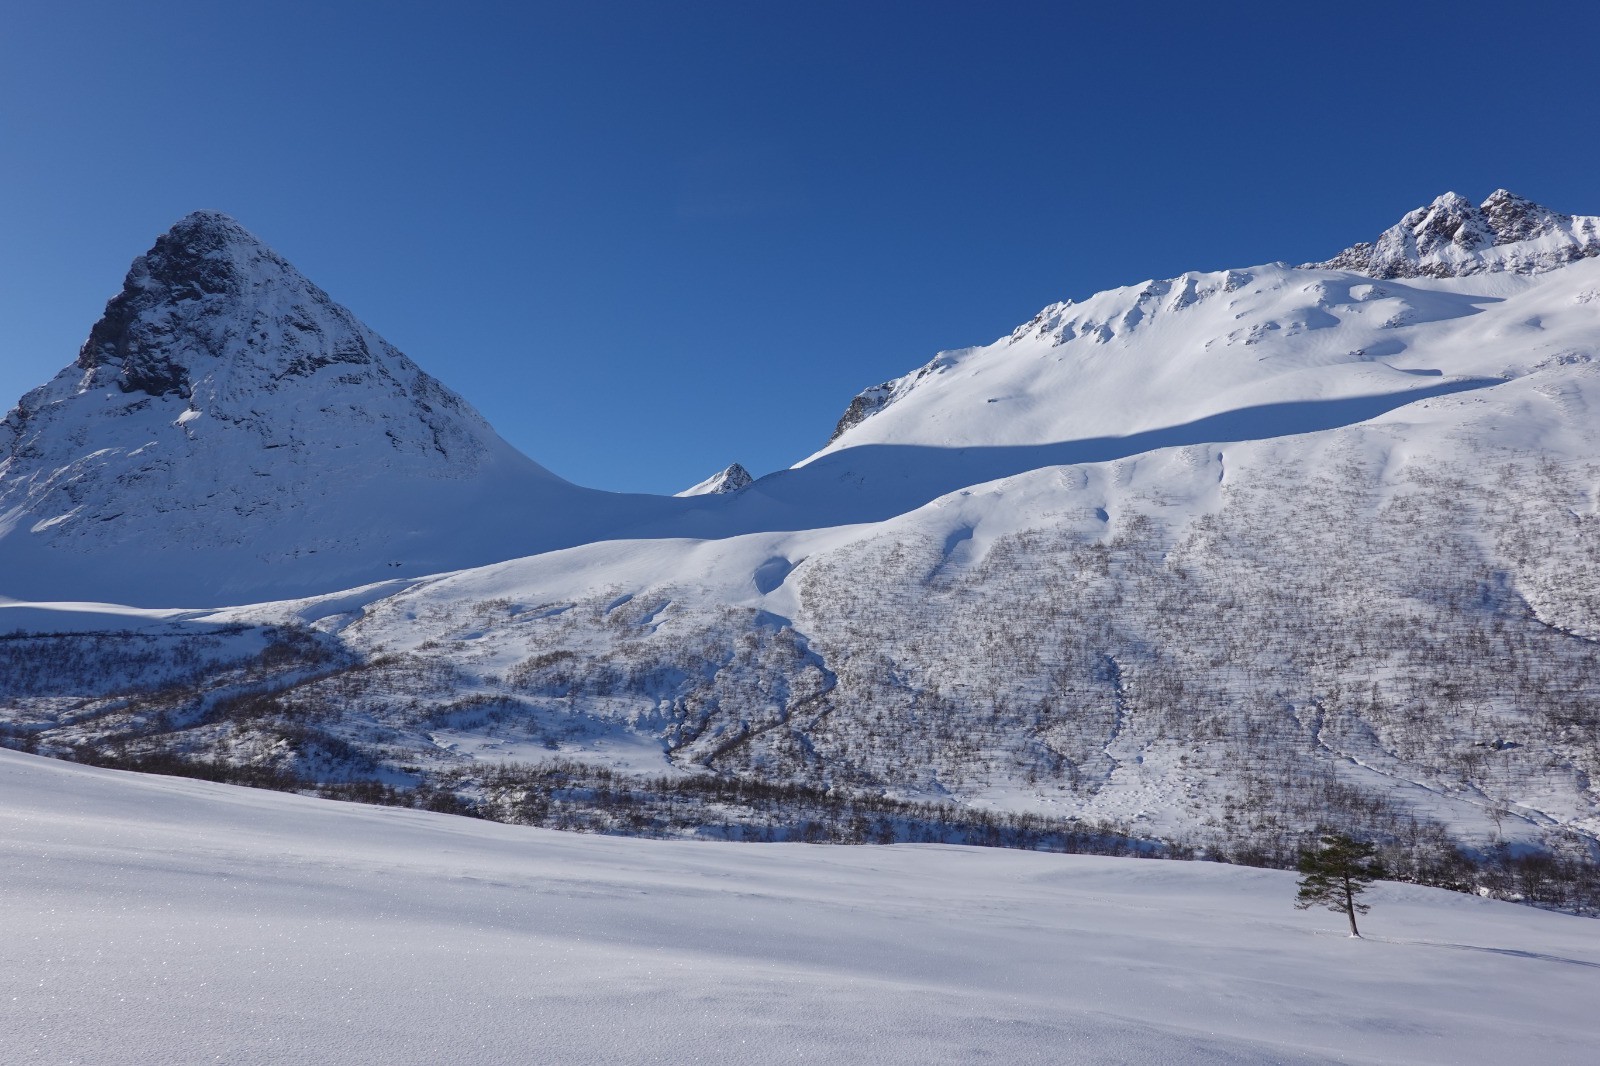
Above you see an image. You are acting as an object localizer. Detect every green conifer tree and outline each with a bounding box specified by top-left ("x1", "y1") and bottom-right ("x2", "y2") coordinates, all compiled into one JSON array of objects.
[{"x1": 1295, "y1": 833, "x2": 1385, "y2": 937}]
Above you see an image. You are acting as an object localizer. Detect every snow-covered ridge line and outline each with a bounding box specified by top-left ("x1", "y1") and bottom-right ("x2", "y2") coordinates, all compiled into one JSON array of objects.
[{"x1": 821, "y1": 190, "x2": 1595, "y2": 449}]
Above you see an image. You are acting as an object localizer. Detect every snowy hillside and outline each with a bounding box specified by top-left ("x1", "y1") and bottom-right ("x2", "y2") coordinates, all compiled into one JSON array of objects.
[
  {"x1": 4, "y1": 749, "x2": 1598, "y2": 1066},
  {"x1": 3, "y1": 193, "x2": 1599, "y2": 901}
]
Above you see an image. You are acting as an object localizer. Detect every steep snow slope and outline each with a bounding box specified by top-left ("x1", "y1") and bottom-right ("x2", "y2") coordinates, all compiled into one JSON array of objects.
[
  {"x1": 4, "y1": 749, "x2": 1599, "y2": 1066},
  {"x1": 10, "y1": 246, "x2": 1591, "y2": 868},
  {"x1": 813, "y1": 261, "x2": 1583, "y2": 462},
  {"x1": 0, "y1": 212, "x2": 687, "y2": 606}
]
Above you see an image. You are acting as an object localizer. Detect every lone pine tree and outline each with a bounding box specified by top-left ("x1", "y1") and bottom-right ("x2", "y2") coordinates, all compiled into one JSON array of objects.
[{"x1": 1295, "y1": 833, "x2": 1385, "y2": 937}]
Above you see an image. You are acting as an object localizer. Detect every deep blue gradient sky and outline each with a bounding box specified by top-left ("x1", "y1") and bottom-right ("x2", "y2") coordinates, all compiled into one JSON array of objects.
[{"x1": 5, "y1": 1, "x2": 1598, "y2": 493}]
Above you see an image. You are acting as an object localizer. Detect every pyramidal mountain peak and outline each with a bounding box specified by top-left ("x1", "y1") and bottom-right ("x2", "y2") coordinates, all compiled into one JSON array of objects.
[
  {"x1": 0, "y1": 212, "x2": 682, "y2": 605},
  {"x1": 4, "y1": 208, "x2": 527, "y2": 485},
  {"x1": 70, "y1": 210, "x2": 473, "y2": 434},
  {"x1": 76, "y1": 209, "x2": 313, "y2": 396}
]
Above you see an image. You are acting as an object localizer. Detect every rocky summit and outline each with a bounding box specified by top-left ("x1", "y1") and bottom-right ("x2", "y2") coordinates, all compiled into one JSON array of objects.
[{"x1": 1311, "y1": 189, "x2": 1600, "y2": 278}]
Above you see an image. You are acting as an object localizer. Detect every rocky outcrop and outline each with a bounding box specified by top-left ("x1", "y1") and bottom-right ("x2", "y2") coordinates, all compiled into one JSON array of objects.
[
  {"x1": 677, "y1": 462, "x2": 754, "y2": 497},
  {"x1": 1311, "y1": 190, "x2": 1600, "y2": 278},
  {"x1": 828, "y1": 382, "x2": 899, "y2": 443}
]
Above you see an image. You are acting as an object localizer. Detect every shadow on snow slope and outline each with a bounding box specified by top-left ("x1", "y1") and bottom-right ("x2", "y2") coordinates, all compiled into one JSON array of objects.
[{"x1": 656, "y1": 375, "x2": 1503, "y2": 537}]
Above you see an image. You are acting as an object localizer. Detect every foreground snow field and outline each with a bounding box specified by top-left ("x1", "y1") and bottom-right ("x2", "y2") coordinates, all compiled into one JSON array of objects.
[{"x1": 2, "y1": 749, "x2": 1597, "y2": 1065}]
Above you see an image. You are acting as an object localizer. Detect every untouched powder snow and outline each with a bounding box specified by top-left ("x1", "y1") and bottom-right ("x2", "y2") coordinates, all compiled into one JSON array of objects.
[{"x1": 2, "y1": 749, "x2": 1599, "y2": 1065}]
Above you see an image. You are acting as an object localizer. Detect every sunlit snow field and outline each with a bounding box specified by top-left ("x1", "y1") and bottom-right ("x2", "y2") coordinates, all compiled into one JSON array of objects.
[{"x1": 2, "y1": 749, "x2": 1597, "y2": 1065}]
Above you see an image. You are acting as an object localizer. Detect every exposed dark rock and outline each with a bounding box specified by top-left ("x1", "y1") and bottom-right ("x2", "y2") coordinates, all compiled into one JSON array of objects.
[
  {"x1": 77, "y1": 212, "x2": 268, "y2": 396},
  {"x1": 828, "y1": 382, "x2": 898, "y2": 443},
  {"x1": 680, "y1": 462, "x2": 754, "y2": 496}
]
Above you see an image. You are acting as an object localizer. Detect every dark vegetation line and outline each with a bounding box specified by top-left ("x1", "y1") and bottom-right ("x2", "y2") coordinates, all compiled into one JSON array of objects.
[
  {"x1": 51, "y1": 743, "x2": 1600, "y2": 917},
  {"x1": 4, "y1": 453, "x2": 1599, "y2": 916}
]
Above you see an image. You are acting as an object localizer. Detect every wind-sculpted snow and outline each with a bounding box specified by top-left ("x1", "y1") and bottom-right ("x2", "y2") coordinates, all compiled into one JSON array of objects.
[
  {"x1": 744, "y1": 378, "x2": 1498, "y2": 528},
  {"x1": 815, "y1": 263, "x2": 1540, "y2": 457}
]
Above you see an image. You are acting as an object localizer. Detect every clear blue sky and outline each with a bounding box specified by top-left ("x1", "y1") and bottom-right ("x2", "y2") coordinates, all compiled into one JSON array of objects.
[{"x1": 4, "y1": 1, "x2": 1597, "y2": 493}]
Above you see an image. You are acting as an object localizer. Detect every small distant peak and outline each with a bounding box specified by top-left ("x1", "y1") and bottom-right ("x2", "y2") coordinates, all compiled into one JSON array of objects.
[
  {"x1": 828, "y1": 380, "x2": 900, "y2": 444},
  {"x1": 676, "y1": 462, "x2": 754, "y2": 497}
]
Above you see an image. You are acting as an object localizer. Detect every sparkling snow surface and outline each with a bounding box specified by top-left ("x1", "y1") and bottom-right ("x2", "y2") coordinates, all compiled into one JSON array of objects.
[{"x1": 3, "y1": 749, "x2": 1598, "y2": 1066}]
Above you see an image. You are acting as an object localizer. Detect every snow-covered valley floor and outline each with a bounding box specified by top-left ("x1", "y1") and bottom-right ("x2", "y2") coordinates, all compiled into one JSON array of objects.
[{"x1": 3, "y1": 751, "x2": 1597, "y2": 1064}]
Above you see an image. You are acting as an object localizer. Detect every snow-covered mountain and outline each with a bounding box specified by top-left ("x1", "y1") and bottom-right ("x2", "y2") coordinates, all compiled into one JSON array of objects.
[
  {"x1": 0, "y1": 212, "x2": 687, "y2": 605},
  {"x1": 3, "y1": 193, "x2": 1599, "y2": 902},
  {"x1": 1310, "y1": 188, "x2": 1600, "y2": 279}
]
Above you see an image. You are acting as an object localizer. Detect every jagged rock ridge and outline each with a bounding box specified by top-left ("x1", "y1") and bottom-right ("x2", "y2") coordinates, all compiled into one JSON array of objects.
[{"x1": 1310, "y1": 189, "x2": 1600, "y2": 279}]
